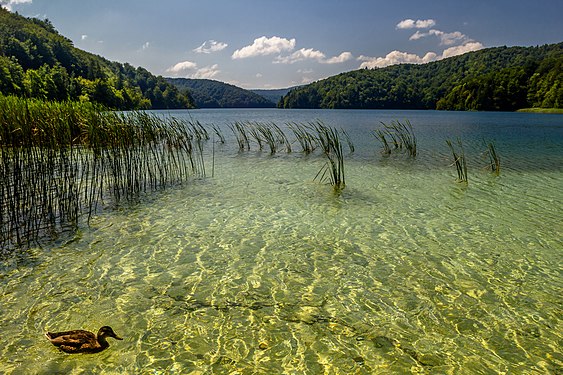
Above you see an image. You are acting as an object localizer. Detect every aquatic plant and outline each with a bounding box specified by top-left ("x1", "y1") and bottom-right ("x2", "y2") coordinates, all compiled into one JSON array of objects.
[
  {"x1": 272, "y1": 122, "x2": 292, "y2": 153},
  {"x1": 484, "y1": 140, "x2": 500, "y2": 175},
  {"x1": 374, "y1": 120, "x2": 417, "y2": 157},
  {"x1": 312, "y1": 121, "x2": 346, "y2": 191},
  {"x1": 212, "y1": 125, "x2": 225, "y2": 144},
  {"x1": 0, "y1": 95, "x2": 205, "y2": 252},
  {"x1": 288, "y1": 122, "x2": 318, "y2": 154},
  {"x1": 341, "y1": 127, "x2": 355, "y2": 153},
  {"x1": 374, "y1": 129, "x2": 392, "y2": 155},
  {"x1": 446, "y1": 138, "x2": 468, "y2": 183},
  {"x1": 229, "y1": 122, "x2": 250, "y2": 151}
]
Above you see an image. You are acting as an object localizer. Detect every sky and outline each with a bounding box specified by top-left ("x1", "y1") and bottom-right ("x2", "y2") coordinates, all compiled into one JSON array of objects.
[{"x1": 3, "y1": 0, "x2": 563, "y2": 89}]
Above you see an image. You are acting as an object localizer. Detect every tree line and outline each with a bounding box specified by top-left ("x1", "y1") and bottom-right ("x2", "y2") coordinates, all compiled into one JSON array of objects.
[
  {"x1": 166, "y1": 78, "x2": 275, "y2": 108},
  {"x1": 279, "y1": 43, "x2": 562, "y2": 111},
  {"x1": 0, "y1": 8, "x2": 193, "y2": 110}
]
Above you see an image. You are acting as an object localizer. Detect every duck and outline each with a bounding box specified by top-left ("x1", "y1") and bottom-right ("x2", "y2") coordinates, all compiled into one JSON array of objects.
[{"x1": 45, "y1": 326, "x2": 123, "y2": 354}]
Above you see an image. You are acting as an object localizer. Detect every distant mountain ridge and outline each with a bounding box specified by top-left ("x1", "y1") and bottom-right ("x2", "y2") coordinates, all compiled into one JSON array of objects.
[
  {"x1": 251, "y1": 88, "x2": 294, "y2": 105},
  {"x1": 166, "y1": 78, "x2": 276, "y2": 108},
  {"x1": 279, "y1": 43, "x2": 562, "y2": 111}
]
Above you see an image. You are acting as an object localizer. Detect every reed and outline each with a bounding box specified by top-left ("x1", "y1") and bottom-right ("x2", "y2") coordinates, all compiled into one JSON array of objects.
[
  {"x1": 271, "y1": 122, "x2": 292, "y2": 153},
  {"x1": 0, "y1": 95, "x2": 205, "y2": 252},
  {"x1": 374, "y1": 120, "x2": 417, "y2": 157},
  {"x1": 312, "y1": 121, "x2": 346, "y2": 191},
  {"x1": 288, "y1": 122, "x2": 317, "y2": 154},
  {"x1": 484, "y1": 140, "x2": 500, "y2": 175},
  {"x1": 212, "y1": 124, "x2": 225, "y2": 144},
  {"x1": 374, "y1": 129, "x2": 391, "y2": 155},
  {"x1": 229, "y1": 121, "x2": 250, "y2": 151},
  {"x1": 341, "y1": 127, "x2": 355, "y2": 153},
  {"x1": 446, "y1": 138, "x2": 468, "y2": 183}
]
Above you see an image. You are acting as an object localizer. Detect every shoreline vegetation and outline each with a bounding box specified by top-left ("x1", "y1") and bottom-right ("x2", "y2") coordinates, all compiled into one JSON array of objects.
[
  {"x1": 278, "y1": 43, "x2": 562, "y2": 111},
  {"x1": 516, "y1": 108, "x2": 563, "y2": 114},
  {"x1": 2, "y1": 94, "x2": 509, "y2": 252},
  {"x1": 0, "y1": 95, "x2": 205, "y2": 253},
  {"x1": 0, "y1": 95, "x2": 353, "y2": 251}
]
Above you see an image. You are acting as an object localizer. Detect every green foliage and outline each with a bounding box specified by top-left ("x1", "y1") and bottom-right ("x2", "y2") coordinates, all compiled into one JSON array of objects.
[
  {"x1": 251, "y1": 88, "x2": 293, "y2": 104},
  {"x1": 280, "y1": 43, "x2": 563, "y2": 111},
  {"x1": 374, "y1": 120, "x2": 417, "y2": 157},
  {"x1": 0, "y1": 94, "x2": 205, "y2": 250},
  {"x1": 0, "y1": 8, "x2": 193, "y2": 109},
  {"x1": 166, "y1": 78, "x2": 275, "y2": 108},
  {"x1": 312, "y1": 122, "x2": 346, "y2": 191},
  {"x1": 446, "y1": 139, "x2": 468, "y2": 183},
  {"x1": 484, "y1": 141, "x2": 500, "y2": 176}
]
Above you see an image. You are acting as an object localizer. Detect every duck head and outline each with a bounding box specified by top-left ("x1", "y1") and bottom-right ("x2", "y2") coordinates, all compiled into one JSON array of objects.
[{"x1": 98, "y1": 326, "x2": 123, "y2": 341}]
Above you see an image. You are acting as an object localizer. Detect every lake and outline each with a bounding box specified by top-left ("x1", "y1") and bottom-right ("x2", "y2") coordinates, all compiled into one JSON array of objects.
[{"x1": 1, "y1": 109, "x2": 562, "y2": 374}]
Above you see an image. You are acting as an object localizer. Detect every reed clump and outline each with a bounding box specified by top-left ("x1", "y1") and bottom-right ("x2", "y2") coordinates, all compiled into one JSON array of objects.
[
  {"x1": 484, "y1": 141, "x2": 500, "y2": 175},
  {"x1": 229, "y1": 121, "x2": 291, "y2": 154},
  {"x1": 374, "y1": 120, "x2": 417, "y2": 157},
  {"x1": 312, "y1": 121, "x2": 346, "y2": 191},
  {"x1": 225, "y1": 120, "x2": 349, "y2": 190},
  {"x1": 288, "y1": 122, "x2": 318, "y2": 154},
  {"x1": 446, "y1": 138, "x2": 468, "y2": 183},
  {"x1": 0, "y1": 95, "x2": 205, "y2": 252}
]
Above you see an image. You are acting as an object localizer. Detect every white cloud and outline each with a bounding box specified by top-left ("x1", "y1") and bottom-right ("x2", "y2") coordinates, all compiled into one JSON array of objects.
[
  {"x1": 141, "y1": 42, "x2": 150, "y2": 50},
  {"x1": 409, "y1": 29, "x2": 468, "y2": 45},
  {"x1": 358, "y1": 41, "x2": 484, "y2": 69},
  {"x1": 275, "y1": 49, "x2": 353, "y2": 65},
  {"x1": 166, "y1": 61, "x2": 220, "y2": 79},
  {"x1": 193, "y1": 40, "x2": 228, "y2": 54},
  {"x1": 441, "y1": 42, "x2": 484, "y2": 58},
  {"x1": 409, "y1": 31, "x2": 426, "y2": 41},
  {"x1": 358, "y1": 50, "x2": 437, "y2": 69},
  {"x1": 81, "y1": 35, "x2": 88, "y2": 41},
  {"x1": 359, "y1": 18, "x2": 484, "y2": 69},
  {"x1": 301, "y1": 76, "x2": 313, "y2": 84},
  {"x1": 323, "y1": 51, "x2": 353, "y2": 64},
  {"x1": 297, "y1": 68, "x2": 314, "y2": 74},
  {"x1": 431, "y1": 30, "x2": 467, "y2": 46},
  {"x1": 166, "y1": 60, "x2": 198, "y2": 74},
  {"x1": 396, "y1": 18, "x2": 436, "y2": 29},
  {"x1": 0, "y1": 0, "x2": 32, "y2": 11},
  {"x1": 275, "y1": 48, "x2": 326, "y2": 64},
  {"x1": 232, "y1": 36, "x2": 296, "y2": 59},
  {"x1": 192, "y1": 64, "x2": 220, "y2": 79}
]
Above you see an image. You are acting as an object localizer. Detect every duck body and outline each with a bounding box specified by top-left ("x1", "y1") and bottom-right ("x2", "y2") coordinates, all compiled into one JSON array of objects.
[{"x1": 45, "y1": 326, "x2": 122, "y2": 354}]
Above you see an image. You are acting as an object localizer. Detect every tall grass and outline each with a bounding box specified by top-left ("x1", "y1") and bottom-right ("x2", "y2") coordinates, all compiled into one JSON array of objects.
[
  {"x1": 446, "y1": 138, "x2": 468, "y2": 183},
  {"x1": 312, "y1": 122, "x2": 346, "y2": 191},
  {"x1": 288, "y1": 122, "x2": 317, "y2": 154},
  {"x1": 225, "y1": 120, "x2": 348, "y2": 190},
  {"x1": 229, "y1": 121, "x2": 292, "y2": 154},
  {"x1": 484, "y1": 140, "x2": 500, "y2": 175},
  {"x1": 229, "y1": 121, "x2": 251, "y2": 151},
  {"x1": 0, "y1": 95, "x2": 205, "y2": 252},
  {"x1": 374, "y1": 120, "x2": 417, "y2": 157}
]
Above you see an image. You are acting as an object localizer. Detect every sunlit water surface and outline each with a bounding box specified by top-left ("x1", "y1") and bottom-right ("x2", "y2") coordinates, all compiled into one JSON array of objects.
[{"x1": 1, "y1": 110, "x2": 562, "y2": 374}]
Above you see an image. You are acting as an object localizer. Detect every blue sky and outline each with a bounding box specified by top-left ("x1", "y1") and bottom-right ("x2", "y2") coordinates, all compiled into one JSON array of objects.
[{"x1": 3, "y1": 0, "x2": 563, "y2": 89}]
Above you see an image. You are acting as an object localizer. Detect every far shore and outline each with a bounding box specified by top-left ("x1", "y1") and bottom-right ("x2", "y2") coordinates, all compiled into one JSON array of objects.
[{"x1": 516, "y1": 108, "x2": 563, "y2": 114}]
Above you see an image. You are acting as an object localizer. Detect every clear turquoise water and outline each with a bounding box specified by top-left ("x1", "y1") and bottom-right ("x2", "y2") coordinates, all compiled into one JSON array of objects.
[{"x1": 1, "y1": 109, "x2": 562, "y2": 374}]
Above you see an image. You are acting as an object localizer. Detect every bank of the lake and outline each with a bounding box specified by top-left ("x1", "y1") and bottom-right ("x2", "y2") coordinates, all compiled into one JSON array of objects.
[{"x1": 517, "y1": 107, "x2": 563, "y2": 114}]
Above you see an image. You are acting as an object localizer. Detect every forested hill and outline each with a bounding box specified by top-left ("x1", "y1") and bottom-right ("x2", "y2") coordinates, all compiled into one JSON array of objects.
[
  {"x1": 279, "y1": 43, "x2": 562, "y2": 111},
  {"x1": 0, "y1": 8, "x2": 193, "y2": 109},
  {"x1": 166, "y1": 78, "x2": 274, "y2": 108},
  {"x1": 251, "y1": 87, "x2": 294, "y2": 105}
]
